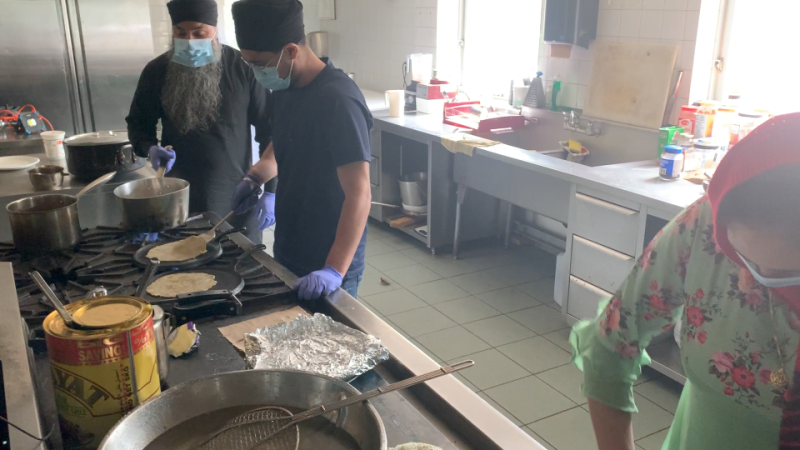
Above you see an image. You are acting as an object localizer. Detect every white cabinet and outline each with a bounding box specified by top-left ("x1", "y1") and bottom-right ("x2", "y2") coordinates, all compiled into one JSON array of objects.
[
  {"x1": 567, "y1": 276, "x2": 613, "y2": 320},
  {"x1": 573, "y1": 192, "x2": 640, "y2": 256}
]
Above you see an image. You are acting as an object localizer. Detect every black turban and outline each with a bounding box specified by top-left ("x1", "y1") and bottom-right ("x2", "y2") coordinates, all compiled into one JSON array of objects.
[
  {"x1": 232, "y1": 0, "x2": 305, "y2": 52},
  {"x1": 167, "y1": 0, "x2": 218, "y2": 26}
]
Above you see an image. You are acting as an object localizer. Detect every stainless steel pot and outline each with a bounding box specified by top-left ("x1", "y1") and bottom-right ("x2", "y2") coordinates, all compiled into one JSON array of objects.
[
  {"x1": 6, "y1": 172, "x2": 116, "y2": 255},
  {"x1": 398, "y1": 172, "x2": 428, "y2": 207},
  {"x1": 151, "y1": 305, "x2": 170, "y2": 383},
  {"x1": 28, "y1": 165, "x2": 67, "y2": 191},
  {"x1": 99, "y1": 369, "x2": 387, "y2": 450},
  {"x1": 114, "y1": 177, "x2": 190, "y2": 232},
  {"x1": 64, "y1": 131, "x2": 141, "y2": 182}
]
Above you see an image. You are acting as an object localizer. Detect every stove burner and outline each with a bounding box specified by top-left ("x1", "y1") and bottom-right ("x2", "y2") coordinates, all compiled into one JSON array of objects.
[{"x1": 6, "y1": 213, "x2": 294, "y2": 353}]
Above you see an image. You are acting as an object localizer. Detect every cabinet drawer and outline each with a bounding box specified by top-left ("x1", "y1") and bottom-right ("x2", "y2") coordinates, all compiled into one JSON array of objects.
[
  {"x1": 567, "y1": 276, "x2": 613, "y2": 320},
  {"x1": 571, "y1": 235, "x2": 634, "y2": 293},
  {"x1": 573, "y1": 192, "x2": 640, "y2": 256}
]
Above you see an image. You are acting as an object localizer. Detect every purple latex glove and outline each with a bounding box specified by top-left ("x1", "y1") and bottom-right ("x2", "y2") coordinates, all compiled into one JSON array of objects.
[
  {"x1": 255, "y1": 192, "x2": 276, "y2": 230},
  {"x1": 293, "y1": 265, "x2": 343, "y2": 300},
  {"x1": 231, "y1": 174, "x2": 262, "y2": 215},
  {"x1": 148, "y1": 145, "x2": 176, "y2": 173}
]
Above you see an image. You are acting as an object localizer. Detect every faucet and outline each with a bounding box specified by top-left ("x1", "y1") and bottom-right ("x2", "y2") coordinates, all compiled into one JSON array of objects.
[{"x1": 562, "y1": 111, "x2": 601, "y2": 137}]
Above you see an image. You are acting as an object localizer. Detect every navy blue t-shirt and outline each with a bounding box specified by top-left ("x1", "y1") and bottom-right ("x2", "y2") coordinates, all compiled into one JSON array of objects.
[{"x1": 271, "y1": 59, "x2": 372, "y2": 280}]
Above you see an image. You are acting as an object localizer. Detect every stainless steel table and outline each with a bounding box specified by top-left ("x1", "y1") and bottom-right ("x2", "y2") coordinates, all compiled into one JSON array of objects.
[{"x1": 0, "y1": 128, "x2": 44, "y2": 157}]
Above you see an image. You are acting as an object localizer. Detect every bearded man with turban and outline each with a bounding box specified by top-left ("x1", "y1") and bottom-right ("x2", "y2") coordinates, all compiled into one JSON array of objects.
[{"x1": 126, "y1": 0, "x2": 272, "y2": 243}]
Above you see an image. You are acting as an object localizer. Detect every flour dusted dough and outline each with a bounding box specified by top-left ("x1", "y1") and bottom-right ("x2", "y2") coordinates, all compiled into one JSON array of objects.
[
  {"x1": 146, "y1": 236, "x2": 207, "y2": 262},
  {"x1": 146, "y1": 273, "x2": 217, "y2": 298}
]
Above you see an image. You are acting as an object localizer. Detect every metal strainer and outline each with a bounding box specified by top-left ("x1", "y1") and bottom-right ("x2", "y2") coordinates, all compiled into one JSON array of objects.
[{"x1": 196, "y1": 360, "x2": 474, "y2": 450}]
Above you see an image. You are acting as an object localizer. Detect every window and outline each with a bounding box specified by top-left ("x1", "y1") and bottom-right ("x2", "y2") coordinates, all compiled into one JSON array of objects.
[
  {"x1": 705, "y1": 0, "x2": 800, "y2": 113},
  {"x1": 437, "y1": 0, "x2": 543, "y2": 99}
]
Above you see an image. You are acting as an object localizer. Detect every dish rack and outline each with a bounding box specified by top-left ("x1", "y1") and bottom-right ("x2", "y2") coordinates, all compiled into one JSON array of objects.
[{"x1": 444, "y1": 101, "x2": 525, "y2": 134}]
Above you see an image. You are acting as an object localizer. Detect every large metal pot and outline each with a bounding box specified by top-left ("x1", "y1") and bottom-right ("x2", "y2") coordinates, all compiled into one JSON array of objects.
[
  {"x1": 99, "y1": 369, "x2": 387, "y2": 450},
  {"x1": 114, "y1": 177, "x2": 190, "y2": 232},
  {"x1": 6, "y1": 172, "x2": 116, "y2": 255},
  {"x1": 64, "y1": 130, "x2": 143, "y2": 182}
]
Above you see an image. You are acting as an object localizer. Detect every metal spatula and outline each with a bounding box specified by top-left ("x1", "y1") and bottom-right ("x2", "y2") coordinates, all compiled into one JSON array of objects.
[
  {"x1": 196, "y1": 360, "x2": 474, "y2": 450},
  {"x1": 199, "y1": 210, "x2": 235, "y2": 243}
]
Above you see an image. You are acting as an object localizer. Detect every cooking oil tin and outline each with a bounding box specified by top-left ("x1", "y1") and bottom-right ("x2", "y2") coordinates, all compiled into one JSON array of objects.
[{"x1": 43, "y1": 296, "x2": 160, "y2": 449}]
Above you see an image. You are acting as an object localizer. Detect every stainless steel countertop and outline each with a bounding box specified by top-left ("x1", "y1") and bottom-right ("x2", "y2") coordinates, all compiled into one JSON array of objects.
[
  {"x1": 0, "y1": 128, "x2": 45, "y2": 156},
  {"x1": 0, "y1": 262, "x2": 49, "y2": 450},
  {"x1": 371, "y1": 110, "x2": 705, "y2": 216},
  {"x1": 0, "y1": 153, "x2": 155, "y2": 199}
]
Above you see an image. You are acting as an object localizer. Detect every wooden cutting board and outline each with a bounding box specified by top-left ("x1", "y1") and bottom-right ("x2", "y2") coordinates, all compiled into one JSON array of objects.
[{"x1": 583, "y1": 41, "x2": 678, "y2": 130}]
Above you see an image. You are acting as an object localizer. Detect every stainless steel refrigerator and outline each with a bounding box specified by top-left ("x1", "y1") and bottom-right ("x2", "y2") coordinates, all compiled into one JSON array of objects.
[{"x1": 0, "y1": 0, "x2": 154, "y2": 136}]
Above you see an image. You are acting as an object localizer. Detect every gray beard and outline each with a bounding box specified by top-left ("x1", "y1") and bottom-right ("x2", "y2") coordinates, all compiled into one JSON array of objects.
[{"x1": 162, "y1": 39, "x2": 223, "y2": 135}]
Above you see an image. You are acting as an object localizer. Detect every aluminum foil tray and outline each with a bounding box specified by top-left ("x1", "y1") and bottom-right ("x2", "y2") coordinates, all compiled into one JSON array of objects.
[{"x1": 244, "y1": 313, "x2": 390, "y2": 379}]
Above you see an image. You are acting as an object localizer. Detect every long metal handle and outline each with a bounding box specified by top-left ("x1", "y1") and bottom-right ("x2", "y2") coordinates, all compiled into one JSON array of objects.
[
  {"x1": 30, "y1": 271, "x2": 74, "y2": 327},
  {"x1": 291, "y1": 361, "x2": 474, "y2": 427},
  {"x1": 75, "y1": 171, "x2": 116, "y2": 199},
  {"x1": 211, "y1": 210, "x2": 235, "y2": 234},
  {"x1": 135, "y1": 258, "x2": 160, "y2": 298}
]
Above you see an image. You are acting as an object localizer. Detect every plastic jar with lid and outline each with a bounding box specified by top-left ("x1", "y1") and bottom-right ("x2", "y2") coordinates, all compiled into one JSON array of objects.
[
  {"x1": 730, "y1": 111, "x2": 766, "y2": 146},
  {"x1": 659, "y1": 145, "x2": 684, "y2": 180},
  {"x1": 694, "y1": 101, "x2": 718, "y2": 138},
  {"x1": 678, "y1": 105, "x2": 698, "y2": 135},
  {"x1": 694, "y1": 138, "x2": 723, "y2": 170}
]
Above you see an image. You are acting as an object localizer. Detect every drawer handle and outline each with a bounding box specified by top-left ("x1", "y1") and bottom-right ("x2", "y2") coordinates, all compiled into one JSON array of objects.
[{"x1": 576, "y1": 193, "x2": 638, "y2": 216}]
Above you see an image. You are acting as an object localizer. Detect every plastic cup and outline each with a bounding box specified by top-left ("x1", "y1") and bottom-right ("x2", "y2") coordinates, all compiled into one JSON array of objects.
[
  {"x1": 41, "y1": 130, "x2": 66, "y2": 160},
  {"x1": 385, "y1": 90, "x2": 405, "y2": 118}
]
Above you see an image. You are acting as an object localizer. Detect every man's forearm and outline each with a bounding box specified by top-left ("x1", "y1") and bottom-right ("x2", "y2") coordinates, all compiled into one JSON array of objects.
[
  {"x1": 325, "y1": 188, "x2": 371, "y2": 276},
  {"x1": 588, "y1": 398, "x2": 635, "y2": 450},
  {"x1": 248, "y1": 142, "x2": 278, "y2": 185}
]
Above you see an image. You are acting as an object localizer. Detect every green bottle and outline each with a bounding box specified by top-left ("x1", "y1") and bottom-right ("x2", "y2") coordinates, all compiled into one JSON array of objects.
[{"x1": 550, "y1": 76, "x2": 562, "y2": 112}]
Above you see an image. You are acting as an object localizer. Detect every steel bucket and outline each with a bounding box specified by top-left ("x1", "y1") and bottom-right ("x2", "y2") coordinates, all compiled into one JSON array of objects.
[
  {"x1": 398, "y1": 172, "x2": 427, "y2": 207},
  {"x1": 99, "y1": 369, "x2": 387, "y2": 450}
]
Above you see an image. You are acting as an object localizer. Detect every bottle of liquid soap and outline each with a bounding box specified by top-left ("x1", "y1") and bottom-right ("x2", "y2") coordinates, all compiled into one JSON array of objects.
[{"x1": 550, "y1": 75, "x2": 562, "y2": 112}]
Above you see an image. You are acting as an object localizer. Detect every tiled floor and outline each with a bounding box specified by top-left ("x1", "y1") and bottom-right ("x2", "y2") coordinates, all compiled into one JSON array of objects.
[{"x1": 263, "y1": 221, "x2": 684, "y2": 450}]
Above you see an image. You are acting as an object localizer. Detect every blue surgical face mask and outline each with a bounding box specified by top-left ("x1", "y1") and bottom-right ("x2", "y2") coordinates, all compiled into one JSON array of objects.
[
  {"x1": 737, "y1": 251, "x2": 800, "y2": 288},
  {"x1": 252, "y1": 49, "x2": 293, "y2": 91},
  {"x1": 172, "y1": 37, "x2": 218, "y2": 68}
]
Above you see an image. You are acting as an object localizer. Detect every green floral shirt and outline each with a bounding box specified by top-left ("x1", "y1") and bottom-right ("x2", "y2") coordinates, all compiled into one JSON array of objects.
[{"x1": 571, "y1": 197, "x2": 797, "y2": 449}]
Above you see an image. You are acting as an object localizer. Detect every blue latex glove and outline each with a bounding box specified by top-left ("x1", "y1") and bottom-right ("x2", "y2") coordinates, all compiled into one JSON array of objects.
[
  {"x1": 255, "y1": 192, "x2": 276, "y2": 230},
  {"x1": 148, "y1": 145, "x2": 176, "y2": 173},
  {"x1": 293, "y1": 266, "x2": 343, "y2": 300},
  {"x1": 231, "y1": 174, "x2": 262, "y2": 215}
]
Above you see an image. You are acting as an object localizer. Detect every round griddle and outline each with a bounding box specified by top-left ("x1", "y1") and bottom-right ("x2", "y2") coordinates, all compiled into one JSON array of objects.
[
  {"x1": 133, "y1": 227, "x2": 243, "y2": 271},
  {"x1": 141, "y1": 268, "x2": 245, "y2": 304}
]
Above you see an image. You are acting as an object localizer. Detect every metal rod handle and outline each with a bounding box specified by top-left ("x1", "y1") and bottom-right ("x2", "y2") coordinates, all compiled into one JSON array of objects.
[
  {"x1": 30, "y1": 271, "x2": 74, "y2": 327},
  {"x1": 291, "y1": 360, "x2": 474, "y2": 423}
]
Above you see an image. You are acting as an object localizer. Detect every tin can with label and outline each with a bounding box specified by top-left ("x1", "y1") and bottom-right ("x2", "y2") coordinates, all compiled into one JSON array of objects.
[{"x1": 43, "y1": 296, "x2": 160, "y2": 449}]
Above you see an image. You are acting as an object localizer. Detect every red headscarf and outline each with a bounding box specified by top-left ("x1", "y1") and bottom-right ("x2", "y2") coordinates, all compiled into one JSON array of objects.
[
  {"x1": 708, "y1": 112, "x2": 800, "y2": 448},
  {"x1": 708, "y1": 112, "x2": 800, "y2": 310}
]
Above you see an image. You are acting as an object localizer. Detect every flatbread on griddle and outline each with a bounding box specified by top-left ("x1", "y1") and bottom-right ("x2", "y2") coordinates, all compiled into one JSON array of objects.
[
  {"x1": 146, "y1": 236, "x2": 207, "y2": 262},
  {"x1": 146, "y1": 273, "x2": 217, "y2": 298}
]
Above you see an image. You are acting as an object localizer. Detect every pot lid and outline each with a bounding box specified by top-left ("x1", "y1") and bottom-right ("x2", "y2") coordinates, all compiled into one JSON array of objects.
[{"x1": 64, "y1": 130, "x2": 129, "y2": 146}]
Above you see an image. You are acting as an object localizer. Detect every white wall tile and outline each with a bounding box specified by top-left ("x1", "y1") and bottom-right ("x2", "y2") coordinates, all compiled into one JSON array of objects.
[
  {"x1": 559, "y1": 82, "x2": 578, "y2": 108},
  {"x1": 414, "y1": 8, "x2": 437, "y2": 28},
  {"x1": 600, "y1": 0, "x2": 624, "y2": 8},
  {"x1": 622, "y1": 0, "x2": 643, "y2": 9},
  {"x1": 537, "y1": 56, "x2": 549, "y2": 78},
  {"x1": 683, "y1": 10, "x2": 700, "y2": 41},
  {"x1": 639, "y1": 10, "x2": 663, "y2": 39},
  {"x1": 547, "y1": 57, "x2": 564, "y2": 81},
  {"x1": 642, "y1": 0, "x2": 664, "y2": 9},
  {"x1": 562, "y1": 59, "x2": 581, "y2": 84},
  {"x1": 576, "y1": 85, "x2": 587, "y2": 109},
  {"x1": 687, "y1": 0, "x2": 701, "y2": 10},
  {"x1": 578, "y1": 60, "x2": 593, "y2": 85},
  {"x1": 660, "y1": 10, "x2": 686, "y2": 40},
  {"x1": 638, "y1": 37, "x2": 660, "y2": 44},
  {"x1": 619, "y1": 10, "x2": 642, "y2": 37},
  {"x1": 680, "y1": 40, "x2": 696, "y2": 70},
  {"x1": 598, "y1": 9, "x2": 622, "y2": 36},
  {"x1": 663, "y1": 0, "x2": 688, "y2": 10}
]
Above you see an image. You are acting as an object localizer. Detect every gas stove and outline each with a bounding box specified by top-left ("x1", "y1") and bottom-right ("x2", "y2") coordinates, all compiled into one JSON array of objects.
[{"x1": 0, "y1": 212, "x2": 294, "y2": 353}]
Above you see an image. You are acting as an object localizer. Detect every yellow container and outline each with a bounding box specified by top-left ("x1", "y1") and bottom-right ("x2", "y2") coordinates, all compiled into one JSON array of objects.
[{"x1": 44, "y1": 296, "x2": 160, "y2": 449}]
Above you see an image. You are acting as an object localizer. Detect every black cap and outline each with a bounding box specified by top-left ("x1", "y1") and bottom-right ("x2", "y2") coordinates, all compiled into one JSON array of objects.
[
  {"x1": 167, "y1": 0, "x2": 218, "y2": 26},
  {"x1": 232, "y1": 0, "x2": 305, "y2": 52}
]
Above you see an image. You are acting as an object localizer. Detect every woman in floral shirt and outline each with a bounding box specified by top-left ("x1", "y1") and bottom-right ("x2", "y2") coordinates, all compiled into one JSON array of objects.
[{"x1": 571, "y1": 112, "x2": 800, "y2": 449}]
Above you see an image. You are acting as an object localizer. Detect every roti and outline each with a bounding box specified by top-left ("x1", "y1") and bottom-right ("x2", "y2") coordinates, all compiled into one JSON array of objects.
[
  {"x1": 146, "y1": 273, "x2": 217, "y2": 298},
  {"x1": 146, "y1": 236, "x2": 207, "y2": 262}
]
